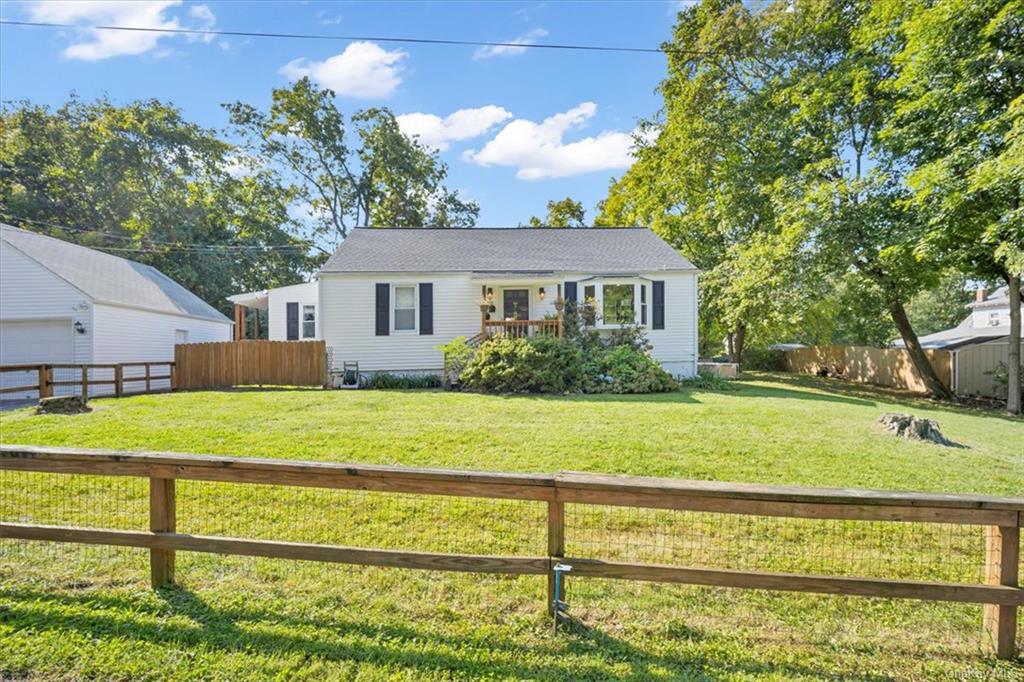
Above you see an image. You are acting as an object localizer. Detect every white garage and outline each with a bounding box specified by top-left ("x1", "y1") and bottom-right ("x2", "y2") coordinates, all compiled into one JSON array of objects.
[{"x1": 1, "y1": 223, "x2": 233, "y2": 400}]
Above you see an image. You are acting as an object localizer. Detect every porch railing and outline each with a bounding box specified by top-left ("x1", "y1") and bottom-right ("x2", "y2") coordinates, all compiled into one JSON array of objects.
[{"x1": 483, "y1": 319, "x2": 562, "y2": 338}]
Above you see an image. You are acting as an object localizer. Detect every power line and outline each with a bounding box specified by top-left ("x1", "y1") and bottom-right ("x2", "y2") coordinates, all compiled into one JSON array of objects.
[
  {"x1": 2, "y1": 215, "x2": 314, "y2": 252},
  {"x1": 0, "y1": 19, "x2": 705, "y2": 56}
]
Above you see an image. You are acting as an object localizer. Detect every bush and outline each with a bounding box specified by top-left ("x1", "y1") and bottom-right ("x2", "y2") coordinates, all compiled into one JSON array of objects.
[
  {"x1": 599, "y1": 345, "x2": 678, "y2": 394},
  {"x1": 679, "y1": 371, "x2": 738, "y2": 391},
  {"x1": 362, "y1": 372, "x2": 441, "y2": 390},
  {"x1": 459, "y1": 336, "x2": 586, "y2": 393},
  {"x1": 741, "y1": 347, "x2": 788, "y2": 372}
]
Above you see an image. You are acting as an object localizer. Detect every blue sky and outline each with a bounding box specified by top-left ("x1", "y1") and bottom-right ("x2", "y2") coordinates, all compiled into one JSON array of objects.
[{"x1": 0, "y1": 1, "x2": 684, "y2": 226}]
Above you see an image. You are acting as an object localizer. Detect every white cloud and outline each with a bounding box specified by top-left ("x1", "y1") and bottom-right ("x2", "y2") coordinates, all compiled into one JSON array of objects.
[
  {"x1": 473, "y1": 28, "x2": 548, "y2": 59},
  {"x1": 23, "y1": 1, "x2": 217, "y2": 61},
  {"x1": 462, "y1": 102, "x2": 636, "y2": 180},
  {"x1": 396, "y1": 106, "x2": 513, "y2": 152},
  {"x1": 280, "y1": 42, "x2": 406, "y2": 99}
]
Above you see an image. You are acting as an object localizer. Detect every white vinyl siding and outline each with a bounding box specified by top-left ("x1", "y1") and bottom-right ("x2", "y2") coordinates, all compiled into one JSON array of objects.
[
  {"x1": 321, "y1": 274, "x2": 479, "y2": 373},
  {"x1": 320, "y1": 270, "x2": 699, "y2": 377},
  {"x1": 0, "y1": 242, "x2": 92, "y2": 365},
  {"x1": 267, "y1": 282, "x2": 319, "y2": 341}
]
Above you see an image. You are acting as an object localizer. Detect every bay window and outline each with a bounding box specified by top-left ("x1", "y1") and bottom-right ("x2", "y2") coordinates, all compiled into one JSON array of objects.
[{"x1": 603, "y1": 284, "x2": 635, "y2": 325}]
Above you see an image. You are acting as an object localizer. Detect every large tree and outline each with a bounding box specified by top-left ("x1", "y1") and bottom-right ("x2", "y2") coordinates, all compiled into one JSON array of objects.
[
  {"x1": 225, "y1": 78, "x2": 478, "y2": 253},
  {"x1": 597, "y1": 2, "x2": 818, "y2": 363},
  {"x1": 875, "y1": 0, "x2": 1023, "y2": 412},
  {"x1": 0, "y1": 96, "x2": 312, "y2": 312},
  {"x1": 527, "y1": 197, "x2": 586, "y2": 227}
]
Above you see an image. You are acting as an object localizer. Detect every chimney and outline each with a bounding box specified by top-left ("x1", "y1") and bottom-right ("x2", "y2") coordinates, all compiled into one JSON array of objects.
[{"x1": 976, "y1": 287, "x2": 988, "y2": 303}]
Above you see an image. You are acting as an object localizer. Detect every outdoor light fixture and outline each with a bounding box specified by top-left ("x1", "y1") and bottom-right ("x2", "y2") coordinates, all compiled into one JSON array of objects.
[
  {"x1": 538, "y1": 287, "x2": 546, "y2": 300},
  {"x1": 74, "y1": 321, "x2": 86, "y2": 334}
]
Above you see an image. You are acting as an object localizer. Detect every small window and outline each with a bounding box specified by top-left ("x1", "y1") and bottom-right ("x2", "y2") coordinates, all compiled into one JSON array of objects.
[
  {"x1": 582, "y1": 285, "x2": 597, "y2": 325},
  {"x1": 394, "y1": 286, "x2": 416, "y2": 331},
  {"x1": 302, "y1": 305, "x2": 316, "y2": 338},
  {"x1": 640, "y1": 285, "x2": 647, "y2": 326},
  {"x1": 603, "y1": 284, "x2": 635, "y2": 325},
  {"x1": 989, "y1": 312, "x2": 1001, "y2": 327}
]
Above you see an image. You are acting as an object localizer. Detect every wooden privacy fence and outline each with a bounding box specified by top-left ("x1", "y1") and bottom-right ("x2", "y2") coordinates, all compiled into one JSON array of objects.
[
  {"x1": 173, "y1": 340, "x2": 327, "y2": 390},
  {"x1": 0, "y1": 363, "x2": 174, "y2": 401},
  {"x1": 1, "y1": 445, "x2": 1021, "y2": 658},
  {"x1": 785, "y1": 345, "x2": 952, "y2": 393}
]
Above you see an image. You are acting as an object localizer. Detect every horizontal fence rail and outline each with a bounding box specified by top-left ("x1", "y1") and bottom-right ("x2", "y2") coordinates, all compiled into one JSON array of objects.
[
  {"x1": 0, "y1": 363, "x2": 174, "y2": 401},
  {"x1": 0, "y1": 445, "x2": 1020, "y2": 658}
]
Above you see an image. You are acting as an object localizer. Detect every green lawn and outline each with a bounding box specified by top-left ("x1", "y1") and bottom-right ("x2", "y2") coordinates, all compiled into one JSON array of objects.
[{"x1": 1, "y1": 374, "x2": 1022, "y2": 680}]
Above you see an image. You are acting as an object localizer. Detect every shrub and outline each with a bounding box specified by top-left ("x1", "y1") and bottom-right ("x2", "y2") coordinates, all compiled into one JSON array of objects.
[
  {"x1": 599, "y1": 345, "x2": 677, "y2": 394},
  {"x1": 459, "y1": 336, "x2": 586, "y2": 393},
  {"x1": 679, "y1": 371, "x2": 738, "y2": 391},
  {"x1": 362, "y1": 372, "x2": 442, "y2": 390},
  {"x1": 741, "y1": 347, "x2": 788, "y2": 371},
  {"x1": 436, "y1": 336, "x2": 475, "y2": 368}
]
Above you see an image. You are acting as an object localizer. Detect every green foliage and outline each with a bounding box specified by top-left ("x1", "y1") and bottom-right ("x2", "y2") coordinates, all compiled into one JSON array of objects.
[
  {"x1": 459, "y1": 336, "x2": 586, "y2": 394},
  {"x1": 362, "y1": 373, "x2": 441, "y2": 390},
  {"x1": 679, "y1": 371, "x2": 738, "y2": 392},
  {"x1": 599, "y1": 345, "x2": 678, "y2": 394},
  {"x1": 436, "y1": 336, "x2": 476, "y2": 367},
  {"x1": 527, "y1": 197, "x2": 586, "y2": 228},
  {"x1": 985, "y1": 361, "x2": 1024, "y2": 402},
  {"x1": 0, "y1": 96, "x2": 314, "y2": 314},
  {"x1": 459, "y1": 323, "x2": 675, "y2": 395},
  {"x1": 740, "y1": 347, "x2": 788, "y2": 372},
  {"x1": 225, "y1": 78, "x2": 478, "y2": 251}
]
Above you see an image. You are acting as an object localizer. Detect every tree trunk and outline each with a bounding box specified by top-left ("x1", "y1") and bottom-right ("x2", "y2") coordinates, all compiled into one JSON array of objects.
[
  {"x1": 887, "y1": 297, "x2": 953, "y2": 400},
  {"x1": 1006, "y1": 273, "x2": 1021, "y2": 415},
  {"x1": 730, "y1": 322, "x2": 746, "y2": 366}
]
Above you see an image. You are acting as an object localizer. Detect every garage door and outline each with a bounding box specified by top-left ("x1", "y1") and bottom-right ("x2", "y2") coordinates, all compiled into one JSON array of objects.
[{"x1": 0, "y1": 319, "x2": 74, "y2": 400}]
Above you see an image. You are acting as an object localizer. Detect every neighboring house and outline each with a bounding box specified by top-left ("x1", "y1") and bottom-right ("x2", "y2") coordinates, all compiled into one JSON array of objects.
[
  {"x1": 314, "y1": 228, "x2": 699, "y2": 378},
  {"x1": 0, "y1": 224, "x2": 232, "y2": 399},
  {"x1": 893, "y1": 286, "x2": 1021, "y2": 351},
  {"x1": 227, "y1": 281, "x2": 318, "y2": 341},
  {"x1": 892, "y1": 286, "x2": 1023, "y2": 398}
]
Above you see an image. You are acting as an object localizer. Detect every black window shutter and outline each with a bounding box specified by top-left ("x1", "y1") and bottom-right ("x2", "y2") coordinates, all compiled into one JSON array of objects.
[
  {"x1": 652, "y1": 281, "x2": 665, "y2": 330},
  {"x1": 419, "y1": 283, "x2": 433, "y2": 335},
  {"x1": 564, "y1": 282, "x2": 577, "y2": 307},
  {"x1": 286, "y1": 302, "x2": 299, "y2": 340},
  {"x1": 375, "y1": 283, "x2": 390, "y2": 336}
]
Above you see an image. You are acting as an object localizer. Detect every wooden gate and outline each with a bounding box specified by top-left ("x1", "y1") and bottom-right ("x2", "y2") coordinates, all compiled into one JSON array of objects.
[{"x1": 173, "y1": 341, "x2": 326, "y2": 390}]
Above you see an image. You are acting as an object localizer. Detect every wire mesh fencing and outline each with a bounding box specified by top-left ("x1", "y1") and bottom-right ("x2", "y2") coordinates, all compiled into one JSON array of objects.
[{"x1": 1, "y1": 447, "x2": 1020, "y2": 659}]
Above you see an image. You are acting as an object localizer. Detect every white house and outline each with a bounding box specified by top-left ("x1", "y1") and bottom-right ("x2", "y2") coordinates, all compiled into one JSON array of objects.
[
  {"x1": 315, "y1": 228, "x2": 700, "y2": 378},
  {"x1": 1, "y1": 224, "x2": 232, "y2": 398},
  {"x1": 226, "y1": 281, "x2": 318, "y2": 341}
]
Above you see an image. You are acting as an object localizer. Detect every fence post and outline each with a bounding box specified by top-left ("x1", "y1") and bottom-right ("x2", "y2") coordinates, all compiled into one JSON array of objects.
[
  {"x1": 80, "y1": 365, "x2": 88, "y2": 401},
  {"x1": 144, "y1": 363, "x2": 151, "y2": 393},
  {"x1": 149, "y1": 476, "x2": 176, "y2": 588},
  {"x1": 38, "y1": 365, "x2": 53, "y2": 399},
  {"x1": 984, "y1": 524, "x2": 1019, "y2": 659},
  {"x1": 547, "y1": 499, "x2": 565, "y2": 615},
  {"x1": 114, "y1": 365, "x2": 123, "y2": 397}
]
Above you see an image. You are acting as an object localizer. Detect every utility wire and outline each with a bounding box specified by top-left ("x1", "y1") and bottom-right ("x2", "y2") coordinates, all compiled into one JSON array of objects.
[
  {"x1": 0, "y1": 19, "x2": 703, "y2": 56},
  {"x1": 2, "y1": 215, "x2": 314, "y2": 252}
]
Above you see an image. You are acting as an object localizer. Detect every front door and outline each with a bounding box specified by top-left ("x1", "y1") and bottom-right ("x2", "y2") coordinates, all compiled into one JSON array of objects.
[{"x1": 503, "y1": 289, "x2": 530, "y2": 320}]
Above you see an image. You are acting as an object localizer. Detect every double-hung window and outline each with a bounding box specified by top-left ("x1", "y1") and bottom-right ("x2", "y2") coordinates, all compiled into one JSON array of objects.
[
  {"x1": 302, "y1": 305, "x2": 316, "y2": 338},
  {"x1": 394, "y1": 285, "x2": 416, "y2": 331}
]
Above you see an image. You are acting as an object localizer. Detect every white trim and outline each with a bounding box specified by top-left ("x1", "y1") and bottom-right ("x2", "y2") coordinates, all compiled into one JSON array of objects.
[{"x1": 392, "y1": 283, "x2": 418, "y2": 334}]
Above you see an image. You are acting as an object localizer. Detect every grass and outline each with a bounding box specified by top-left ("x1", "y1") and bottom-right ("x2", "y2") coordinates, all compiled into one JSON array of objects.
[{"x1": 1, "y1": 373, "x2": 1022, "y2": 680}]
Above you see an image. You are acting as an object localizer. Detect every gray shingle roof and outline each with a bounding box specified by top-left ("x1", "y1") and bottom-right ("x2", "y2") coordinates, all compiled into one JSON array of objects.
[
  {"x1": 320, "y1": 228, "x2": 697, "y2": 274},
  {"x1": 1, "y1": 224, "x2": 230, "y2": 322}
]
